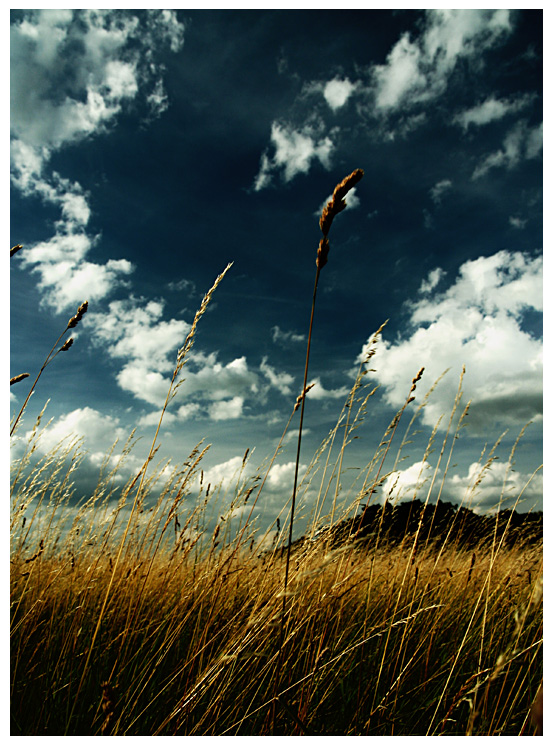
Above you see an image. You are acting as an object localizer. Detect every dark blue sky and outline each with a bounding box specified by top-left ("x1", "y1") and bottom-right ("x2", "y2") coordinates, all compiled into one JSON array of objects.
[{"x1": 10, "y1": 10, "x2": 543, "y2": 530}]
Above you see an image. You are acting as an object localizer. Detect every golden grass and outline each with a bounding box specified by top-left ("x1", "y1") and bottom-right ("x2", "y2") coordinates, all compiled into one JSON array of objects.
[{"x1": 10, "y1": 173, "x2": 542, "y2": 735}]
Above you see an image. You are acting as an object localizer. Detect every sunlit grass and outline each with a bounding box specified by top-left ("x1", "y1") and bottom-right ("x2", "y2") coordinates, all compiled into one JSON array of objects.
[{"x1": 10, "y1": 172, "x2": 542, "y2": 736}]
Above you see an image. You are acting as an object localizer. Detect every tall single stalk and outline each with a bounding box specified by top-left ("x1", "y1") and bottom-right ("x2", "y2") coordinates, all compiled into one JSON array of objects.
[{"x1": 272, "y1": 169, "x2": 363, "y2": 729}]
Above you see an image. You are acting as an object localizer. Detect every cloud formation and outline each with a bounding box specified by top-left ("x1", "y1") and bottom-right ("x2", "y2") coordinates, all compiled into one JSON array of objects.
[
  {"x1": 472, "y1": 121, "x2": 543, "y2": 179},
  {"x1": 253, "y1": 121, "x2": 334, "y2": 190},
  {"x1": 323, "y1": 77, "x2": 357, "y2": 111},
  {"x1": 454, "y1": 94, "x2": 534, "y2": 130},
  {"x1": 11, "y1": 10, "x2": 186, "y2": 312},
  {"x1": 372, "y1": 10, "x2": 512, "y2": 112},
  {"x1": 254, "y1": 11, "x2": 521, "y2": 190},
  {"x1": 381, "y1": 458, "x2": 542, "y2": 513},
  {"x1": 361, "y1": 249, "x2": 542, "y2": 432}
]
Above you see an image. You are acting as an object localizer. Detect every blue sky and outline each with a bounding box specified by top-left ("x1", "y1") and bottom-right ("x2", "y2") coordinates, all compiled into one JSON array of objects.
[{"x1": 10, "y1": 9, "x2": 543, "y2": 533}]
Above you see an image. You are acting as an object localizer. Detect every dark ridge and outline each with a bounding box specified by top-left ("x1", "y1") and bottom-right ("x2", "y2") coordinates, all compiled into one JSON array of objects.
[{"x1": 297, "y1": 500, "x2": 543, "y2": 553}]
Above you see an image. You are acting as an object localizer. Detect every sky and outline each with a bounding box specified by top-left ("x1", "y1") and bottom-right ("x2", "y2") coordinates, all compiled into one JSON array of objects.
[{"x1": 10, "y1": 9, "x2": 543, "y2": 537}]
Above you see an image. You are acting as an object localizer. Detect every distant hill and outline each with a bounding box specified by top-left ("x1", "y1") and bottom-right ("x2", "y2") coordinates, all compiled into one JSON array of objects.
[{"x1": 301, "y1": 500, "x2": 543, "y2": 553}]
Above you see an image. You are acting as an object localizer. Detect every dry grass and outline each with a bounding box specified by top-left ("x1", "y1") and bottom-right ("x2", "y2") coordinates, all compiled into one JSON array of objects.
[{"x1": 10, "y1": 177, "x2": 542, "y2": 735}]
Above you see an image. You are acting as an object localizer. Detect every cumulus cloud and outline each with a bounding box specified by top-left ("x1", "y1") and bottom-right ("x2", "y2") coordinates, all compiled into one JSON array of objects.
[
  {"x1": 209, "y1": 397, "x2": 245, "y2": 421},
  {"x1": 382, "y1": 460, "x2": 433, "y2": 504},
  {"x1": 373, "y1": 10, "x2": 512, "y2": 112},
  {"x1": 360, "y1": 250, "x2": 542, "y2": 432},
  {"x1": 23, "y1": 406, "x2": 126, "y2": 460},
  {"x1": 263, "y1": 461, "x2": 307, "y2": 493},
  {"x1": 89, "y1": 298, "x2": 299, "y2": 418},
  {"x1": 253, "y1": 121, "x2": 334, "y2": 190},
  {"x1": 323, "y1": 77, "x2": 357, "y2": 110},
  {"x1": 11, "y1": 9, "x2": 186, "y2": 311},
  {"x1": 178, "y1": 353, "x2": 259, "y2": 402},
  {"x1": 202, "y1": 456, "x2": 248, "y2": 490},
  {"x1": 444, "y1": 459, "x2": 542, "y2": 513},
  {"x1": 381, "y1": 458, "x2": 542, "y2": 513},
  {"x1": 89, "y1": 296, "x2": 190, "y2": 405},
  {"x1": 373, "y1": 33, "x2": 426, "y2": 111},
  {"x1": 260, "y1": 357, "x2": 295, "y2": 396},
  {"x1": 307, "y1": 378, "x2": 350, "y2": 401},
  {"x1": 115, "y1": 345, "x2": 296, "y2": 421},
  {"x1": 419, "y1": 267, "x2": 446, "y2": 294},
  {"x1": 11, "y1": 10, "x2": 184, "y2": 152}
]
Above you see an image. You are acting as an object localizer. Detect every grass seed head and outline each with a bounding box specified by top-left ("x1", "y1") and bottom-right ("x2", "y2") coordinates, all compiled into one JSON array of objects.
[
  {"x1": 10, "y1": 373, "x2": 30, "y2": 386},
  {"x1": 67, "y1": 301, "x2": 89, "y2": 329},
  {"x1": 319, "y1": 168, "x2": 364, "y2": 237}
]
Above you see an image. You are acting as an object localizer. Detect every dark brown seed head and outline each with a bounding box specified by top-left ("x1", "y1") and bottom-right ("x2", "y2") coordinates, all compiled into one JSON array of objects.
[
  {"x1": 319, "y1": 169, "x2": 364, "y2": 237},
  {"x1": 60, "y1": 338, "x2": 74, "y2": 351},
  {"x1": 316, "y1": 237, "x2": 330, "y2": 270},
  {"x1": 10, "y1": 244, "x2": 23, "y2": 258},
  {"x1": 10, "y1": 373, "x2": 30, "y2": 386}
]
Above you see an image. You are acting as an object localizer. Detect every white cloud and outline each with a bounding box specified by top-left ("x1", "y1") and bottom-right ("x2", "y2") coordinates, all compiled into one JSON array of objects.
[
  {"x1": 429, "y1": 180, "x2": 452, "y2": 205},
  {"x1": 419, "y1": 267, "x2": 446, "y2": 294},
  {"x1": 90, "y1": 297, "x2": 190, "y2": 406},
  {"x1": 92, "y1": 298, "x2": 189, "y2": 368},
  {"x1": 260, "y1": 357, "x2": 294, "y2": 396},
  {"x1": 445, "y1": 460, "x2": 542, "y2": 513},
  {"x1": 360, "y1": 250, "x2": 542, "y2": 432},
  {"x1": 271, "y1": 325, "x2": 305, "y2": 346},
  {"x1": 178, "y1": 353, "x2": 259, "y2": 403},
  {"x1": 117, "y1": 364, "x2": 172, "y2": 407},
  {"x1": 177, "y1": 403, "x2": 201, "y2": 420},
  {"x1": 104, "y1": 60, "x2": 138, "y2": 99},
  {"x1": 323, "y1": 77, "x2": 357, "y2": 110},
  {"x1": 11, "y1": 10, "x2": 186, "y2": 313},
  {"x1": 202, "y1": 455, "x2": 247, "y2": 489},
  {"x1": 373, "y1": 33, "x2": 426, "y2": 110},
  {"x1": 11, "y1": 10, "x2": 185, "y2": 152},
  {"x1": 253, "y1": 121, "x2": 334, "y2": 190},
  {"x1": 382, "y1": 460, "x2": 433, "y2": 504},
  {"x1": 509, "y1": 216, "x2": 527, "y2": 230},
  {"x1": 26, "y1": 406, "x2": 126, "y2": 459},
  {"x1": 454, "y1": 95, "x2": 533, "y2": 130},
  {"x1": 472, "y1": 121, "x2": 542, "y2": 179},
  {"x1": 263, "y1": 461, "x2": 307, "y2": 492},
  {"x1": 138, "y1": 410, "x2": 177, "y2": 428},
  {"x1": 209, "y1": 397, "x2": 245, "y2": 421},
  {"x1": 381, "y1": 458, "x2": 542, "y2": 513},
  {"x1": 90, "y1": 300, "x2": 296, "y2": 415},
  {"x1": 307, "y1": 378, "x2": 350, "y2": 401},
  {"x1": 373, "y1": 10, "x2": 513, "y2": 112},
  {"x1": 525, "y1": 121, "x2": 543, "y2": 159}
]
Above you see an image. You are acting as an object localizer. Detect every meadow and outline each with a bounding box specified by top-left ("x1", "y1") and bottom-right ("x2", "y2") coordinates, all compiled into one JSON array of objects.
[{"x1": 10, "y1": 173, "x2": 542, "y2": 735}]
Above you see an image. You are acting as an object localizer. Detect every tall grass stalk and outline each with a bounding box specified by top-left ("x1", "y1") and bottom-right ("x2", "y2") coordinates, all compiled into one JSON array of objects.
[{"x1": 273, "y1": 170, "x2": 364, "y2": 725}]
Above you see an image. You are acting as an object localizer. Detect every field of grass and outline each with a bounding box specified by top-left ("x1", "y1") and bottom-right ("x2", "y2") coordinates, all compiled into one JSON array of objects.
[{"x1": 10, "y1": 174, "x2": 542, "y2": 735}]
